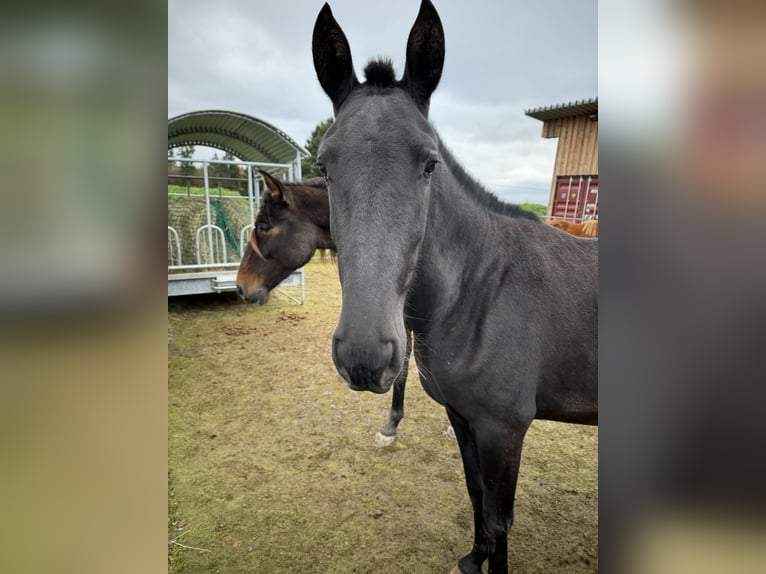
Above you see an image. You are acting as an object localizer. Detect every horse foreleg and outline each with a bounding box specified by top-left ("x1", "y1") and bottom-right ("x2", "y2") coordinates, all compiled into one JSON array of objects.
[
  {"x1": 374, "y1": 374, "x2": 405, "y2": 447},
  {"x1": 474, "y1": 421, "x2": 530, "y2": 574},
  {"x1": 447, "y1": 407, "x2": 489, "y2": 574},
  {"x1": 374, "y1": 331, "x2": 412, "y2": 447}
]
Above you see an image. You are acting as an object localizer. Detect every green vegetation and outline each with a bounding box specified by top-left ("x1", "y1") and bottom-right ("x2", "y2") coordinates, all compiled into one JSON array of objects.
[
  {"x1": 176, "y1": 145, "x2": 196, "y2": 177},
  {"x1": 168, "y1": 185, "x2": 245, "y2": 198},
  {"x1": 301, "y1": 117, "x2": 334, "y2": 178},
  {"x1": 168, "y1": 145, "x2": 250, "y2": 196},
  {"x1": 168, "y1": 471, "x2": 185, "y2": 574},
  {"x1": 520, "y1": 203, "x2": 548, "y2": 217}
]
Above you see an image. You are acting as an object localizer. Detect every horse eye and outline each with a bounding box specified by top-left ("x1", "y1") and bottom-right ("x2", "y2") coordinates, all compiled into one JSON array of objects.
[
  {"x1": 257, "y1": 223, "x2": 272, "y2": 233},
  {"x1": 317, "y1": 164, "x2": 328, "y2": 178},
  {"x1": 424, "y1": 159, "x2": 438, "y2": 177}
]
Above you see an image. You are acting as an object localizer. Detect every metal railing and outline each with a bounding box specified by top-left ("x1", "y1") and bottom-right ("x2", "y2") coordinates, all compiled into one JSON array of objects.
[
  {"x1": 167, "y1": 157, "x2": 306, "y2": 302},
  {"x1": 167, "y1": 158, "x2": 292, "y2": 272}
]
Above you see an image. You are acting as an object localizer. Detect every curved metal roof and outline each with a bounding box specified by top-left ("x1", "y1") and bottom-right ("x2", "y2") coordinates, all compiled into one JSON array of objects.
[
  {"x1": 525, "y1": 98, "x2": 598, "y2": 122},
  {"x1": 168, "y1": 110, "x2": 308, "y2": 164}
]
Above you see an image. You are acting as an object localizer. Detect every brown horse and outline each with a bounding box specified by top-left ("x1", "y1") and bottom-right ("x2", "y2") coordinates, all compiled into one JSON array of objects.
[
  {"x1": 236, "y1": 170, "x2": 333, "y2": 305},
  {"x1": 546, "y1": 218, "x2": 599, "y2": 238},
  {"x1": 236, "y1": 170, "x2": 412, "y2": 447}
]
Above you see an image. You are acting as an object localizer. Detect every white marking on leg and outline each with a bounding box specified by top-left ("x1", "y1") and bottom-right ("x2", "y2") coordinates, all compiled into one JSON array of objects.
[{"x1": 373, "y1": 431, "x2": 396, "y2": 448}]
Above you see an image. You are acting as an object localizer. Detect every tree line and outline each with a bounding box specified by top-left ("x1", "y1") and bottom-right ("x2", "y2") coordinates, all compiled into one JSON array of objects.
[
  {"x1": 300, "y1": 117, "x2": 333, "y2": 178},
  {"x1": 168, "y1": 120, "x2": 546, "y2": 214},
  {"x1": 167, "y1": 117, "x2": 339, "y2": 193},
  {"x1": 168, "y1": 146, "x2": 248, "y2": 194}
]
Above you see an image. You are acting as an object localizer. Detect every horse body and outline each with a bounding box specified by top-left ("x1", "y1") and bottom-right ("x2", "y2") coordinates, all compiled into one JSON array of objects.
[
  {"x1": 312, "y1": 2, "x2": 597, "y2": 573},
  {"x1": 414, "y1": 176, "x2": 598, "y2": 421},
  {"x1": 410, "y1": 180, "x2": 597, "y2": 427},
  {"x1": 406, "y1": 153, "x2": 597, "y2": 573}
]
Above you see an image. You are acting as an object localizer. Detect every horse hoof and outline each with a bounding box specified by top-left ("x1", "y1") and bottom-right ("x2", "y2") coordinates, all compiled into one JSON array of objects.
[
  {"x1": 373, "y1": 431, "x2": 396, "y2": 448},
  {"x1": 445, "y1": 426, "x2": 456, "y2": 440}
]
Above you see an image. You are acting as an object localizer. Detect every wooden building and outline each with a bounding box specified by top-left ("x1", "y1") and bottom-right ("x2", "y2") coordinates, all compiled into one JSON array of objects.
[{"x1": 525, "y1": 98, "x2": 598, "y2": 221}]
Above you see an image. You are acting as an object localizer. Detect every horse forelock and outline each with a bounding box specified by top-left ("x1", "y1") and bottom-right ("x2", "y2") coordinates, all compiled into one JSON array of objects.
[{"x1": 364, "y1": 59, "x2": 397, "y2": 87}]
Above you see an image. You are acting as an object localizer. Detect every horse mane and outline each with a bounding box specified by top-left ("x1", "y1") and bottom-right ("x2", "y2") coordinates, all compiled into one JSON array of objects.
[
  {"x1": 260, "y1": 177, "x2": 328, "y2": 219},
  {"x1": 297, "y1": 177, "x2": 327, "y2": 189},
  {"x1": 262, "y1": 177, "x2": 331, "y2": 235},
  {"x1": 436, "y1": 136, "x2": 540, "y2": 222}
]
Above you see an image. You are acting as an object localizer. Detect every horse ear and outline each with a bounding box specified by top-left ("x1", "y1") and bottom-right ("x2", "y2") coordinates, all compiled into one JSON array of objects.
[
  {"x1": 259, "y1": 170, "x2": 288, "y2": 203},
  {"x1": 401, "y1": 0, "x2": 445, "y2": 116},
  {"x1": 313, "y1": 3, "x2": 359, "y2": 114}
]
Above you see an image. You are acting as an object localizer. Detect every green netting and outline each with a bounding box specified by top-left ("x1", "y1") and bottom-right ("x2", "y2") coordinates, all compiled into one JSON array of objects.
[{"x1": 168, "y1": 195, "x2": 253, "y2": 269}]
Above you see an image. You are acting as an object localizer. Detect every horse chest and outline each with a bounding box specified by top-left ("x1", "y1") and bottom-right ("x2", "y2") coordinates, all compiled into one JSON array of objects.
[{"x1": 412, "y1": 331, "x2": 533, "y2": 416}]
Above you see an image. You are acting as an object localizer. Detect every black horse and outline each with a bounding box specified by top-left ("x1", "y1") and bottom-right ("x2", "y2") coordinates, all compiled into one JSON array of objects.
[
  {"x1": 312, "y1": 2, "x2": 597, "y2": 573},
  {"x1": 236, "y1": 170, "x2": 413, "y2": 447}
]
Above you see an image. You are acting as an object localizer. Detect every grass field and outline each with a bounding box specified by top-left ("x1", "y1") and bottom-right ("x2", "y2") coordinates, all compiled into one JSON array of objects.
[
  {"x1": 168, "y1": 185, "x2": 246, "y2": 198},
  {"x1": 168, "y1": 257, "x2": 597, "y2": 573}
]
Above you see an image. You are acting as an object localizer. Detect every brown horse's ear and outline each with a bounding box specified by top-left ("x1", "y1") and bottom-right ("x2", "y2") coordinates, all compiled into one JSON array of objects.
[
  {"x1": 401, "y1": 0, "x2": 445, "y2": 116},
  {"x1": 313, "y1": 3, "x2": 359, "y2": 114},
  {"x1": 259, "y1": 169, "x2": 289, "y2": 203}
]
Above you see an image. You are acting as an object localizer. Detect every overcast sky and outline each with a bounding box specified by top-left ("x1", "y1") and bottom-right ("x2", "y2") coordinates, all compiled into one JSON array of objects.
[{"x1": 168, "y1": 0, "x2": 596, "y2": 205}]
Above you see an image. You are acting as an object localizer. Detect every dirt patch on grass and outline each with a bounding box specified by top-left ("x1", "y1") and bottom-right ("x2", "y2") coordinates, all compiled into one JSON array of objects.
[{"x1": 168, "y1": 257, "x2": 597, "y2": 573}]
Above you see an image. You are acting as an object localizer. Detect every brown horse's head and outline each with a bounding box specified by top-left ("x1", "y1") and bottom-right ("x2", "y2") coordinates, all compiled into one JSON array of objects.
[{"x1": 236, "y1": 170, "x2": 331, "y2": 304}]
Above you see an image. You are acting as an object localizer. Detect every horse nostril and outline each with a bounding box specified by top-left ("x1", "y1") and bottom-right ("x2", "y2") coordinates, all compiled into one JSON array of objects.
[
  {"x1": 253, "y1": 288, "x2": 269, "y2": 305},
  {"x1": 236, "y1": 285, "x2": 244, "y2": 299}
]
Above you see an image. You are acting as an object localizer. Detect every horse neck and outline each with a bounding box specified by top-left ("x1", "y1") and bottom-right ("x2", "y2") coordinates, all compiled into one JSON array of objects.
[
  {"x1": 293, "y1": 186, "x2": 335, "y2": 251},
  {"x1": 408, "y1": 172, "x2": 522, "y2": 325}
]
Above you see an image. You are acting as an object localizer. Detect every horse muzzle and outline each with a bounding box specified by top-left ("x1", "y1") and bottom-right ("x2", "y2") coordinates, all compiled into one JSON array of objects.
[
  {"x1": 236, "y1": 285, "x2": 270, "y2": 305},
  {"x1": 332, "y1": 336, "x2": 401, "y2": 394}
]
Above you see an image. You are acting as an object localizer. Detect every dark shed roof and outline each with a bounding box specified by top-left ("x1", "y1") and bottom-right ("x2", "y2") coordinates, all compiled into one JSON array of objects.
[
  {"x1": 168, "y1": 110, "x2": 308, "y2": 164},
  {"x1": 525, "y1": 98, "x2": 598, "y2": 122}
]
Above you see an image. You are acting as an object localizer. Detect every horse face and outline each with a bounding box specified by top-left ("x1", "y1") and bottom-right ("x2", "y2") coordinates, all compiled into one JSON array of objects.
[
  {"x1": 236, "y1": 178, "x2": 318, "y2": 305},
  {"x1": 312, "y1": 1, "x2": 444, "y2": 393}
]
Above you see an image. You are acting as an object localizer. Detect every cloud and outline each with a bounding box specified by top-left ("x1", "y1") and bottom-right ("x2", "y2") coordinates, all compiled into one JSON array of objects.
[
  {"x1": 431, "y1": 91, "x2": 559, "y2": 203},
  {"x1": 168, "y1": 0, "x2": 596, "y2": 202}
]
